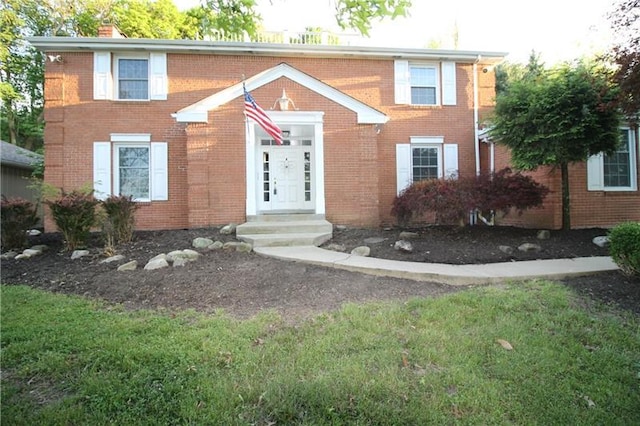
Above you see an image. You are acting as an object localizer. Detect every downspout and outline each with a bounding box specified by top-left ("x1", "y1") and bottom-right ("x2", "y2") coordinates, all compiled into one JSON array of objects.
[{"x1": 473, "y1": 55, "x2": 481, "y2": 176}]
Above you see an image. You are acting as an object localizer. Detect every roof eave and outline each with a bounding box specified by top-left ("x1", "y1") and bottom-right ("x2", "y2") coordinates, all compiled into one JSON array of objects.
[{"x1": 27, "y1": 36, "x2": 508, "y2": 63}]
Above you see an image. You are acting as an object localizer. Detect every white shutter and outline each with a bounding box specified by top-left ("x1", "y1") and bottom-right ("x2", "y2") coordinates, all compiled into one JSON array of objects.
[
  {"x1": 149, "y1": 53, "x2": 168, "y2": 100},
  {"x1": 396, "y1": 144, "x2": 411, "y2": 194},
  {"x1": 587, "y1": 154, "x2": 603, "y2": 190},
  {"x1": 394, "y1": 60, "x2": 410, "y2": 105},
  {"x1": 93, "y1": 142, "x2": 111, "y2": 200},
  {"x1": 150, "y1": 142, "x2": 168, "y2": 200},
  {"x1": 441, "y1": 62, "x2": 457, "y2": 106},
  {"x1": 443, "y1": 144, "x2": 459, "y2": 179},
  {"x1": 93, "y1": 52, "x2": 112, "y2": 100}
]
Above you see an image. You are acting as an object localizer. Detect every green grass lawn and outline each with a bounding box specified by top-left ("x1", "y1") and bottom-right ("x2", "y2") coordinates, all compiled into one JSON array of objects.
[{"x1": 2, "y1": 281, "x2": 639, "y2": 425}]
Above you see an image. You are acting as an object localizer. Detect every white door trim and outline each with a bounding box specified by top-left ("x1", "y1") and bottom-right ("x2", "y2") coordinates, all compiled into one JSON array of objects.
[{"x1": 246, "y1": 111, "x2": 325, "y2": 216}]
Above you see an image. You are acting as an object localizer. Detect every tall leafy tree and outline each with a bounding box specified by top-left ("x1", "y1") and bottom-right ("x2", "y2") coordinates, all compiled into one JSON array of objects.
[
  {"x1": 489, "y1": 61, "x2": 621, "y2": 230},
  {"x1": 607, "y1": 0, "x2": 639, "y2": 122}
]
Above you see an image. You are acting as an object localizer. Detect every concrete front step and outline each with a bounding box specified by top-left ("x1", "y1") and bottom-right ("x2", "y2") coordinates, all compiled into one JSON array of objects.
[
  {"x1": 236, "y1": 214, "x2": 333, "y2": 247},
  {"x1": 236, "y1": 220, "x2": 332, "y2": 235},
  {"x1": 237, "y1": 232, "x2": 333, "y2": 247}
]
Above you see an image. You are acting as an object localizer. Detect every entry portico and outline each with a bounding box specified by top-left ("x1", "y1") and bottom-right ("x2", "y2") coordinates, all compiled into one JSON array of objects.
[{"x1": 174, "y1": 62, "x2": 388, "y2": 221}]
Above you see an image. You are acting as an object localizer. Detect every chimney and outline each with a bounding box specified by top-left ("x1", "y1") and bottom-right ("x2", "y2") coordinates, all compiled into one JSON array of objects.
[{"x1": 98, "y1": 22, "x2": 125, "y2": 38}]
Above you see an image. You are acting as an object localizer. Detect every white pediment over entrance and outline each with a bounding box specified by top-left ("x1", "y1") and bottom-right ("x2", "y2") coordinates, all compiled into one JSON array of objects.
[{"x1": 172, "y1": 62, "x2": 388, "y2": 124}]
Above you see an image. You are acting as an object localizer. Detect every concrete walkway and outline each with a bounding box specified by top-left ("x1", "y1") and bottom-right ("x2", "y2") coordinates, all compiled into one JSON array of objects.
[{"x1": 253, "y1": 246, "x2": 619, "y2": 286}]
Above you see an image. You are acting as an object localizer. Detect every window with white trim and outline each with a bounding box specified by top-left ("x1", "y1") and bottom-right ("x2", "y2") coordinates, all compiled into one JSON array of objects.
[
  {"x1": 93, "y1": 52, "x2": 167, "y2": 101},
  {"x1": 410, "y1": 65, "x2": 438, "y2": 105},
  {"x1": 93, "y1": 134, "x2": 168, "y2": 201},
  {"x1": 396, "y1": 137, "x2": 459, "y2": 194},
  {"x1": 587, "y1": 127, "x2": 638, "y2": 191},
  {"x1": 394, "y1": 60, "x2": 456, "y2": 106},
  {"x1": 116, "y1": 57, "x2": 148, "y2": 100}
]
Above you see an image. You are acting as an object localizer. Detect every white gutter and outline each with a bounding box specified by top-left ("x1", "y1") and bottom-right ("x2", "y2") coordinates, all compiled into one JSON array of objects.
[
  {"x1": 473, "y1": 56, "x2": 480, "y2": 175},
  {"x1": 27, "y1": 36, "x2": 508, "y2": 63}
]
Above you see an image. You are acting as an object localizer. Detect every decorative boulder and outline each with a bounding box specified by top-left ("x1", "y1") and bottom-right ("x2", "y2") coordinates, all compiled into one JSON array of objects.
[
  {"x1": 499, "y1": 245, "x2": 514, "y2": 255},
  {"x1": 71, "y1": 249, "x2": 90, "y2": 260},
  {"x1": 394, "y1": 240, "x2": 414, "y2": 253},
  {"x1": 351, "y1": 246, "x2": 370, "y2": 256},
  {"x1": 193, "y1": 237, "x2": 214, "y2": 249},
  {"x1": 592, "y1": 236, "x2": 609, "y2": 248},
  {"x1": 364, "y1": 237, "x2": 386, "y2": 244},
  {"x1": 101, "y1": 254, "x2": 125, "y2": 264},
  {"x1": 220, "y1": 224, "x2": 237, "y2": 235},
  {"x1": 536, "y1": 230, "x2": 551, "y2": 240},
  {"x1": 117, "y1": 260, "x2": 137, "y2": 271},
  {"x1": 518, "y1": 243, "x2": 541, "y2": 253},
  {"x1": 144, "y1": 257, "x2": 169, "y2": 270},
  {"x1": 207, "y1": 241, "x2": 224, "y2": 250},
  {"x1": 325, "y1": 243, "x2": 346, "y2": 252}
]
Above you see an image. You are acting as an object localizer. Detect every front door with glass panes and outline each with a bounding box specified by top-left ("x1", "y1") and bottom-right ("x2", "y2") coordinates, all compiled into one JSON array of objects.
[{"x1": 258, "y1": 134, "x2": 313, "y2": 212}]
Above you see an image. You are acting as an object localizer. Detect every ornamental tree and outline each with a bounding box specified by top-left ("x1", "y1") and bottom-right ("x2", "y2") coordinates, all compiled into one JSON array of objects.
[{"x1": 489, "y1": 61, "x2": 622, "y2": 230}]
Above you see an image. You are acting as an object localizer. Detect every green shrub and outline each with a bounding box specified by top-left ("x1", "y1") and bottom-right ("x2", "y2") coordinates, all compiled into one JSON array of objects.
[
  {"x1": 45, "y1": 190, "x2": 99, "y2": 251},
  {"x1": 101, "y1": 194, "x2": 139, "y2": 245},
  {"x1": 391, "y1": 168, "x2": 549, "y2": 226},
  {"x1": 609, "y1": 222, "x2": 640, "y2": 277},
  {"x1": 0, "y1": 196, "x2": 39, "y2": 250}
]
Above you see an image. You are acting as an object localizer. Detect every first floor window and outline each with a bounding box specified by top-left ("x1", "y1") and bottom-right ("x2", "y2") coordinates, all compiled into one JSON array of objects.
[
  {"x1": 412, "y1": 146, "x2": 440, "y2": 181},
  {"x1": 587, "y1": 127, "x2": 638, "y2": 191},
  {"x1": 93, "y1": 136, "x2": 168, "y2": 201},
  {"x1": 396, "y1": 138, "x2": 458, "y2": 194},
  {"x1": 116, "y1": 145, "x2": 150, "y2": 199}
]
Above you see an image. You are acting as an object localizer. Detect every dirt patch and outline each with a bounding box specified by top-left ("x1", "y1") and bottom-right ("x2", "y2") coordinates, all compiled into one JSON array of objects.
[{"x1": 2, "y1": 225, "x2": 638, "y2": 321}]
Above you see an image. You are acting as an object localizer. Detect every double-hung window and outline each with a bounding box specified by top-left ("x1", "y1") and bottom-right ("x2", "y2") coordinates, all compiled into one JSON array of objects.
[
  {"x1": 396, "y1": 137, "x2": 459, "y2": 194},
  {"x1": 116, "y1": 57, "x2": 149, "y2": 100},
  {"x1": 410, "y1": 65, "x2": 438, "y2": 105},
  {"x1": 394, "y1": 60, "x2": 457, "y2": 106},
  {"x1": 93, "y1": 52, "x2": 167, "y2": 101},
  {"x1": 587, "y1": 127, "x2": 638, "y2": 191},
  {"x1": 94, "y1": 134, "x2": 168, "y2": 202}
]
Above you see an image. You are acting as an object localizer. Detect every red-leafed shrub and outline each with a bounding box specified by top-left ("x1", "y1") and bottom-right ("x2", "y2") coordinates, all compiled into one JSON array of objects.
[
  {"x1": 392, "y1": 168, "x2": 549, "y2": 226},
  {"x1": 1, "y1": 196, "x2": 39, "y2": 250},
  {"x1": 45, "y1": 190, "x2": 99, "y2": 251}
]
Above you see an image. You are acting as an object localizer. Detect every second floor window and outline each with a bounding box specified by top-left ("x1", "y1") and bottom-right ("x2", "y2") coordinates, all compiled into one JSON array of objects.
[
  {"x1": 117, "y1": 58, "x2": 149, "y2": 100},
  {"x1": 410, "y1": 65, "x2": 437, "y2": 105}
]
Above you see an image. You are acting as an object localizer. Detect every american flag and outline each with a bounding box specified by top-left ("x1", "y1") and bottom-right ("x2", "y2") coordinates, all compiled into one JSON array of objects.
[{"x1": 243, "y1": 85, "x2": 283, "y2": 145}]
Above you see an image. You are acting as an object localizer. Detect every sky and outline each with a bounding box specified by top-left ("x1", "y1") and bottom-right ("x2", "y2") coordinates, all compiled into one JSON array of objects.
[{"x1": 175, "y1": 0, "x2": 617, "y2": 64}]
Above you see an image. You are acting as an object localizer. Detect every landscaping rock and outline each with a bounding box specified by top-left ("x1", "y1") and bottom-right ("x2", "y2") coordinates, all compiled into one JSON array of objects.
[
  {"x1": 14, "y1": 253, "x2": 31, "y2": 260},
  {"x1": 173, "y1": 257, "x2": 189, "y2": 267},
  {"x1": 220, "y1": 223, "x2": 236, "y2": 235},
  {"x1": 399, "y1": 231, "x2": 419, "y2": 240},
  {"x1": 144, "y1": 257, "x2": 169, "y2": 270},
  {"x1": 364, "y1": 237, "x2": 386, "y2": 244},
  {"x1": 592, "y1": 236, "x2": 609, "y2": 248},
  {"x1": 148, "y1": 253, "x2": 167, "y2": 263},
  {"x1": 351, "y1": 246, "x2": 370, "y2": 256},
  {"x1": 325, "y1": 243, "x2": 346, "y2": 252},
  {"x1": 101, "y1": 254, "x2": 125, "y2": 264},
  {"x1": 394, "y1": 240, "x2": 414, "y2": 253},
  {"x1": 71, "y1": 250, "x2": 90, "y2": 260},
  {"x1": 30, "y1": 244, "x2": 48, "y2": 252},
  {"x1": 335, "y1": 225, "x2": 347, "y2": 231},
  {"x1": 223, "y1": 241, "x2": 252, "y2": 253},
  {"x1": 167, "y1": 249, "x2": 200, "y2": 263},
  {"x1": 499, "y1": 245, "x2": 514, "y2": 255},
  {"x1": 27, "y1": 229, "x2": 41, "y2": 236},
  {"x1": 518, "y1": 243, "x2": 541, "y2": 253},
  {"x1": 23, "y1": 248, "x2": 43, "y2": 257},
  {"x1": 192, "y1": 237, "x2": 214, "y2": 249},
  {"x1": 117, "y1": 260, "x2": 137, "y2": 271},
  {"x1": 0, "y1": 251, "x2": 18, "y2": 260},
  {"x1": 537, "y1": 230, "x2": 551, "y2": 240},
  {"x1": 207, "y1": 241, "x2": 224, "y2": 250}
]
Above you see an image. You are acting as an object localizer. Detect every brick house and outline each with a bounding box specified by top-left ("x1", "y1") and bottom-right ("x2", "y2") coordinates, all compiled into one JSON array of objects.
[{"x1": 28, "y1": 25, "x2": 638, "y2": 236}]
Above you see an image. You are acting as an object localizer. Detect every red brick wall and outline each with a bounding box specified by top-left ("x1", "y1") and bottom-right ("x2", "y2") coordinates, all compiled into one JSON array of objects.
[{"x1": 42, "y1": 51, "x2": 539, "y2": 231}]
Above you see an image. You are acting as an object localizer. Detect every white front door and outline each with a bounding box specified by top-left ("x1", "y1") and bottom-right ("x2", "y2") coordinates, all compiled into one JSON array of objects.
[{"x1": 258, "y1": 139, "x2": 314, "y2": 212}]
